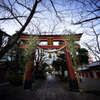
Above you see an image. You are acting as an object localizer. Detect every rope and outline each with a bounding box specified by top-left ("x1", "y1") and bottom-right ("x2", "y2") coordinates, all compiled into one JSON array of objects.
[{"x1": 36, "y1": 44, "x2": 67, "y2": 53}]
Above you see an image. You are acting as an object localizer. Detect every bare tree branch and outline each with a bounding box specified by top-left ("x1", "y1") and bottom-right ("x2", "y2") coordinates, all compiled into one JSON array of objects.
[
  {"x1": 0, "y1": 16, "x2": 27, "y2": 20},
  {"x1": 72, "y1": 16, "x2": 100, "y2": 25},
  {"x1": 7, "y1": 0, "x2": 23, "y2": 26},
  {"x1": 85, "y1": 43, "x2": 100, "y2": 61},
  {"x1": 91, "y1": 23, "x2": 100, "y2": 52},
  {"x1": 50, "y1": 0, "x2": 61, "y2": 21},
  {"x1": 16, "y1": 0, "x2": 31, "y2": 11}
]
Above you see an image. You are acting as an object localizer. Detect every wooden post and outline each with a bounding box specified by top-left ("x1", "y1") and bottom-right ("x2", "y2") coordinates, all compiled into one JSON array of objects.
[
  {"x1": 24, "y1": 51, "x2": 35, "y2": 90},
  {"x1": 65, "y1": 47, "x2": 79, "y2": 91}
]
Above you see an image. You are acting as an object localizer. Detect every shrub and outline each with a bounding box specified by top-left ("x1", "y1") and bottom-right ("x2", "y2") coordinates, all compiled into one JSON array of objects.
[
  {"x1": 5, "y1": 75, "x2": 23, "y2": 86},
  {"x1": 60, "y1": 77, "x2": 69, "y2": 83},
  {"x1": 55, "y1": 74, "x2": 62, "y2": 78},
  {"x1": 36, "y1": 74, "x2": 47, "y2": 80}
]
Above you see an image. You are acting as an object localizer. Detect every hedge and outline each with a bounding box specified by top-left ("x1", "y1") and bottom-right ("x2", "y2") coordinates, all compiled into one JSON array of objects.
[
  {"x1": 60, "y1": 77, "x2": 69, "y2": 83},
  {"x1": 5, "y1": 75, "x2": 23, "y2": 86}
]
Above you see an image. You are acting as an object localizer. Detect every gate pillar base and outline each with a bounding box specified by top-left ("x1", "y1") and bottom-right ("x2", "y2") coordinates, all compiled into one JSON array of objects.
[
  {"x1": 69, "y1": 79, "x2": 79, "y2": 92},
  {"x1": 24, "y1": 80, "x2": 32, "y2": 91}
]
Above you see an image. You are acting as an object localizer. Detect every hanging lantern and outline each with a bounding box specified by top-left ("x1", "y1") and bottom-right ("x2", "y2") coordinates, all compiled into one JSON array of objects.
[
  {"x1": 49, "y1": 53, "x2": 51, "y2": 58},
  {"x1": 41, "y1": 51, "x2": 44, "y2": 56},
  {"x1": 57, "y1": 51, "x2": 60, "y2": 56}
]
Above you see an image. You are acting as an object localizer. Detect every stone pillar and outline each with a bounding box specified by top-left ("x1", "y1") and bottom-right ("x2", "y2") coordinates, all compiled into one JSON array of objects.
[
  {"x1": 24, "y1": 51, "x2": 35, "y2": 91},
  {"x1": 65, "y1": 47, "x2": 79, "y2": 91}
]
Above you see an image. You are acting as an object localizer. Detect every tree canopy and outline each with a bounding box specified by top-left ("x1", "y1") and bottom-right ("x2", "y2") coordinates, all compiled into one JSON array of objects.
[{"x1": 77, "y1": 48, "x2": 89, "y2": 65}]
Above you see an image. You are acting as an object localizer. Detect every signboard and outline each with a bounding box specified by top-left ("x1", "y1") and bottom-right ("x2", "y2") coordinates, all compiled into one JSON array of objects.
[{"x1": 47, "y1": 37, "x2": 53, "y2": 46}]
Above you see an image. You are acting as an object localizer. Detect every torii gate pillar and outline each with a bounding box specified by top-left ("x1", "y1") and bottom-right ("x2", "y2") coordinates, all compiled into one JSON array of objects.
[
  {"x1": 24, "y1": 51, "x2": 35, "y2": 90},
  {"x1": 65, "y1": 47, "x2": 79, "y2": 91}
]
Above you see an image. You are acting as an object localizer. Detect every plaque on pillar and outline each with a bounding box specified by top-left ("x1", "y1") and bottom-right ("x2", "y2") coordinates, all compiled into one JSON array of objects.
[{"x1": 47, "y1": 37, "x2": 53, "y2": 46}]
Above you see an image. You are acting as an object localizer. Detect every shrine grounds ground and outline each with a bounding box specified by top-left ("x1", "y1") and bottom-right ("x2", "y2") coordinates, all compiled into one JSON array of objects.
[
  {"x1": 0, "y1": 76, "x2": 100, "y2": 100},
  {"x1": 56, "y1": 77, "x2": 100, "y2": 100}
]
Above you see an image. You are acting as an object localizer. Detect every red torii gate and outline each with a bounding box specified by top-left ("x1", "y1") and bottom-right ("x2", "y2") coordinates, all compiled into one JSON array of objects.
[{"x1": 20, "y1": 34, "x2": 82, "y2": 91}]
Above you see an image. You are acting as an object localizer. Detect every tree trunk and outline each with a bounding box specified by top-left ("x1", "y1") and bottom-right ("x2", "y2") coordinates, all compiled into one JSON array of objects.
[{"x1": 0, "y1": 30, "x2": 3, "y2": 47}]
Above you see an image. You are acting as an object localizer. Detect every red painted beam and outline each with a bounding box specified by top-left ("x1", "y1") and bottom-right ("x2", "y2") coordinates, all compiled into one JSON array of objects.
[
  {"x1": 37, "y1": 45, "x2": 65, "y2": 49},
  {"x1": 20, "y1": 37, "x2": 65, "y2": 41},
  {"x1": 20, "y1": 45, "x2": 80, "y2": 49},
  {"x1": 20, "y1": 45, "x2": 65, "y2": 49},
  {"x1": 20, "y1": 45, "x2": 28, "y2": 49},
  {"x1": 20, "y1": 34, "x2": 82, "y2": 41}
]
